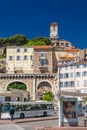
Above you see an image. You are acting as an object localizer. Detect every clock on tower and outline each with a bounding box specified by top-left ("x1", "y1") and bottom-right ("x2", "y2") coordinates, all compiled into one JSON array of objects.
[{"x1": 50, "y1": 22, "x2": 58, "y2": 40}]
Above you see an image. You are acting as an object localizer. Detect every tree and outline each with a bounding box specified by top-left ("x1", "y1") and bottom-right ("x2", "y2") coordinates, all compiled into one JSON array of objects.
[
  {"x1": 25, "y1": 36, "x2": 51, "y2": 46},
  {"x1": 0, "y1": 34, "x2": 29, "y2": 47},
  {"x1": 7, "y1": 82, "x2": 27, "y2": 91},
  {"x1": 42, "y1": 91, "x2": 54, "y2": 101},
  {"x1": 8, "y1": 34, "x2": 29, "y2": 46},
  {"x1": 0, "y1": 38, "x2": 5, "y2": 47}
]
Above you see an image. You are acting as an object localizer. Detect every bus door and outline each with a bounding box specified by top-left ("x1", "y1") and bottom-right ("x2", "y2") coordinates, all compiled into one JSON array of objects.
[
  {"x1": 35, "y1": 104, "x2": 42, "y2": 116},
  {"x1": 29, "y1": 105, "x2": 37, "y2": 117}
]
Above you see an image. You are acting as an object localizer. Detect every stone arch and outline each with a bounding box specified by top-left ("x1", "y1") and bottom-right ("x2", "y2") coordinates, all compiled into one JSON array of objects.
[
  {"x1": 6, "y1": 80, "x2": 29, "y2": 91},
  {"x1": 36, "y1": 80, "x2": 53, "y2": 90},
  {"x1": 36, "y1": 80, "x2": 53, "y2": 100}
]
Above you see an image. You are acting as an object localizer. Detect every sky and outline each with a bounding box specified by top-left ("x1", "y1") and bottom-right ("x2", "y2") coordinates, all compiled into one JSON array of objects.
[{"x1": 0, "y1": 0, "x2": 87, "y2": 49}]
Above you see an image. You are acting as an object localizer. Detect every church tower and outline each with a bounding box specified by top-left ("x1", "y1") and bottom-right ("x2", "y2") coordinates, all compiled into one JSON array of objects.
[{"x1": 50, "y1": 22, "x2": 58, "y2": 44}]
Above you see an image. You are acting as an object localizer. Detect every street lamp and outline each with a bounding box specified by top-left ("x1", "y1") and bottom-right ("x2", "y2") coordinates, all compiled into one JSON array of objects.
[{"x1": 57, "y1": 60, "x2": 61, "y2": 126}]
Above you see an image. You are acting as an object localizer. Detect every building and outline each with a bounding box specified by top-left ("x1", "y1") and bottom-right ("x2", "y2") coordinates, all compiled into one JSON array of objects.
[
  {"x1": 58, "y1": 60, "x2": 87, "y2": 102},
  {"x1": 33, "y1": 45, "x2": 53, "y2": 73},
  {"x1": 6, "y1": 46, "x2": 34, "y2": 74}
]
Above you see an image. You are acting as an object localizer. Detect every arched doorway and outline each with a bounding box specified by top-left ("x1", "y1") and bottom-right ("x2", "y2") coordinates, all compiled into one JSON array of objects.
[
  {"x1": 36, "y1": 81, "x2": 52, "y2": 100},
  {"x1": 6, "y1": 81, "x2": 28, "y2": 101}
]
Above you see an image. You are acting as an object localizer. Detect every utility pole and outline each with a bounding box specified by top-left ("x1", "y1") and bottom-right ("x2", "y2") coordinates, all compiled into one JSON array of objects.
[{"x1": 57, "y1": 61, "x2": 61, "y2": 126}]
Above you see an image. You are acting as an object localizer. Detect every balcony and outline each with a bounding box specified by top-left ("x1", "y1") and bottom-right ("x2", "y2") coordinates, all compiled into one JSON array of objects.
[{"x1": 39, "y1": 65, "x2": 48, "y2": 71}]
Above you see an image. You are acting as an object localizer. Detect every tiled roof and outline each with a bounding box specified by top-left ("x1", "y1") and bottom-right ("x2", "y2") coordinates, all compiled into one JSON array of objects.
[
  {"x1": 34, "y1": 45, "x2": 53, "y2": 49},
  {"x1": 67, "y1": 48, "x2": 80, "y2": 52},
  {"x1": 60, "y1": 57, "x2": 75, "y2": 61}
]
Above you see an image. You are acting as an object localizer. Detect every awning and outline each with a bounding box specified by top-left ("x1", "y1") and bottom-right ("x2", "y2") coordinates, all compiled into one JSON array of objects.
[{"x1": 58, "y1": 90, "x2": 87, "y2": 97}]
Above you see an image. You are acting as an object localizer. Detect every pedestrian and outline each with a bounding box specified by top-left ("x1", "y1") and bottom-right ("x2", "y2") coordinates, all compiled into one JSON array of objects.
[
  {"x1": 10, "y1": 106, "x2": 15, "y2": 121},
  {"x1": 0, "y1": 103, "x2": 1, "y2": 119}
]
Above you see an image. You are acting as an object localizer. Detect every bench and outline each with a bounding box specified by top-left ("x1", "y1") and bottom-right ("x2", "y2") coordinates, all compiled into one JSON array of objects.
[{"x1": 84, "y1": 119, "x2": 87, "y2": 127}]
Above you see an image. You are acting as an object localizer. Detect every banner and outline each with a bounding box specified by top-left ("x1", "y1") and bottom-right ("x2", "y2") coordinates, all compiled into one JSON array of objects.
[{"x1": 61, "y1": 97, "x2": 78, "y2": 126}]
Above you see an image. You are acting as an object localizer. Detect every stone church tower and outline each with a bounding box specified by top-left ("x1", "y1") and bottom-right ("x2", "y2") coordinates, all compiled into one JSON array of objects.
[{"x1": 50, "y1": 22, "x2": 59, "y2": 45}]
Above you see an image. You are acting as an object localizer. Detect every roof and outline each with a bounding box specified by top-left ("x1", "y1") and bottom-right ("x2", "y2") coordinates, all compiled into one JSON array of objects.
[
  {"x1": 66, "y1": 48, "x2": 80, "y2": 52},
  {"x1": 50, "y1": 22, "x2": 58, "y2": 26},
  {"x1": 60, "y1": 57, "x2": 75, "y2": 61},
  {"x1": 34, "y1": 45, "x2": 53, "y2": 49},
  {"x1": 58, "y1": 60, "x2": 87, "y2": 67}
]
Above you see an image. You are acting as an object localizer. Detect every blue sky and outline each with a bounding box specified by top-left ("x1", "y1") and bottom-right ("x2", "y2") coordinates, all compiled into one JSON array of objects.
[{"x1": 0, "y1": 0, "x2": 87, "y2": 49}]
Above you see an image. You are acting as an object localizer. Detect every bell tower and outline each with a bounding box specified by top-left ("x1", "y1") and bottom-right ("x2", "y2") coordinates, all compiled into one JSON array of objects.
[{"x1": 50, "y1": 22, "x2": 58, "y2": 44}]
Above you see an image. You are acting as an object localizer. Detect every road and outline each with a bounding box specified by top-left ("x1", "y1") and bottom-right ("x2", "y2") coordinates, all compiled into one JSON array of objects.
[
  {"x1": 18, "y1": 116, "x2": 84, "y2": 130},
  {"x1": 18, "y1": 119, "x2": 58, "y2": 130}
]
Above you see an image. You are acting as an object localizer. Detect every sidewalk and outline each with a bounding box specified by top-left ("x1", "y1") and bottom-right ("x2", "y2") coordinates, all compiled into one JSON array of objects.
[
  {"x1": 0, "y1": 115, "x2": 58, "y2": 124},
  {"x1": 36, "y1": 126, "x2": 87, "y2": 130}
]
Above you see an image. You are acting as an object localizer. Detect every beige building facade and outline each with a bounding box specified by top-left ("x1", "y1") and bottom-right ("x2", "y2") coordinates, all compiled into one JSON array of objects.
[{"x1": 6, "y1": 46, "x2": 34, "y2": 74}]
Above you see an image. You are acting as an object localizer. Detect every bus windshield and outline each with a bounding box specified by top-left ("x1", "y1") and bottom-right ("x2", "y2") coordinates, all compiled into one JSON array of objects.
[{"x1": 1, "y1": 103, "x2": 10, "y2": 113}]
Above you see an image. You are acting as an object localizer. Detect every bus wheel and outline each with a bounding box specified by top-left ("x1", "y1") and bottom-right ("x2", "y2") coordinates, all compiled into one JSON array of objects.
[
  {"x1": 20, "y1": 113, "x2": 25, "y2": 119},
  {"x1": 43, "y1": 112, "x2": 47, "y2": 117}
]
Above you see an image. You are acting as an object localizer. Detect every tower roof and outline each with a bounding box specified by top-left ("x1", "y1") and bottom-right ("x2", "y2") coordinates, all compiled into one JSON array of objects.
[{"x1": 50, "y1": 22, "x2": 58, "y2": 26}]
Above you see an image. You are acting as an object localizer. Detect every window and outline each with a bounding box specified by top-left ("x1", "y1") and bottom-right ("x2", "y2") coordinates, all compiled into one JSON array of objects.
[
  {"x1": 60, "y1": 74, "x2": 63, "y2": 79},
  {"x1": 9, "y1": 56, "x2": 13, "y2": 60},
  {"x1": 70, "y1": 72, "x2": 73, "y2": 78},
  {"x1": 66, "y1": 43, "x2": 69, "y2": 47},
  {"x1": 76, "y1": 72, "x2": 80, "y2": 77},
  {"x1": 83, "y1": 64, "x2": 87, "y2": 68},
  {"x1": 61, "y1": 43, "x2": 64, "y2": 47},
  {"x1": 64, "y1": 82, "x2": 70, "y2": 87},
  {"x1": 16, "y1": 56, "x2": 21, "y2": 60},
  {"x1": 77, "y1": 80, "x2": 80, "y2": 87},
  {"x1": 84, "y1": 80, "x2": 87, "y2": 87},
  {"x1": 77, "y1": 64, "x2": 80, "y2": 68},
  {"x1": 16, "y1": 48, "x2": 20, "y2": 52},
  {"x1": 64, "y1": 73, "x2": 69, "y2": 78},
  {"x1": 30, "y1": 55, "x2": 33, "y2": 60},
  {"x1": 5, "y1": 97, "x2": 11, "y2": 101},
  {"x1": 60, "y1": 82, "x2": 63, "y2": 88},
  {"x1": 24, "y1": 55, "x2": 28, "y2": 60},
  {"x1": 71, "y1": 81, "x2": 74, "y2": 87},
  {"x1": 40, "y1": 52, "x2": 45, "y2": 59},
  {"x1": 65, "y1": 82, "x2": 69, "y2": 87},
  {"x1": 82, "y1": 71, "x2": 87, "y2": 76},
  {"x1": 24, "y1": 48, "x2": 27, "y2": 52}
]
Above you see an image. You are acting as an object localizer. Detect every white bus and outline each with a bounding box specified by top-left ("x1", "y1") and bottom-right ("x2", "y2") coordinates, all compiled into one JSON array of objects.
[{"x1": 1, "y1": 101, "x2": 54, "y2": 119}]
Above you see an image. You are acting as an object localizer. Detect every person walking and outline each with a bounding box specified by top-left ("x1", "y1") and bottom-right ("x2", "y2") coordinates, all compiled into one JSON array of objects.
[
  {"x1": 10, "y1": 106, "x2": 15, "y2": 121},
  {"x1": 0, "y1": 103, "x2": 1, "y2": 119}
]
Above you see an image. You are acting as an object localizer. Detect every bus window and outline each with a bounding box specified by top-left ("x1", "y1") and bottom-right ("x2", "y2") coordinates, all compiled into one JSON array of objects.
[
  {"x1": 47, "y1": 104, "x2": 53, "y2": 110},
  {"x1": 29, "y1": 105, "x2": 36, "y2": 111},
  {"x1": 1, "y1": 103, "x2": 10, "y2": 113},
  {"x1": 36, "y1": 105, "x2": 42, "y2": 110},
  {"x1": 41, "y1": 104, "x2": 47, "y2": 110}
]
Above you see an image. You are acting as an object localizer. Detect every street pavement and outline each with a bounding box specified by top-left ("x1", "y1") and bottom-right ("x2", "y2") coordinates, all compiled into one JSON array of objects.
[
  {"x1": 0, "y1": 124, "x2": 24, "y2": 130},
  {"x1": 0, "y1": 116, "x2": 58, "y2": 130},
  {"x1": 0, "y1": 116, "x2": 87, "y2": 130}
]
